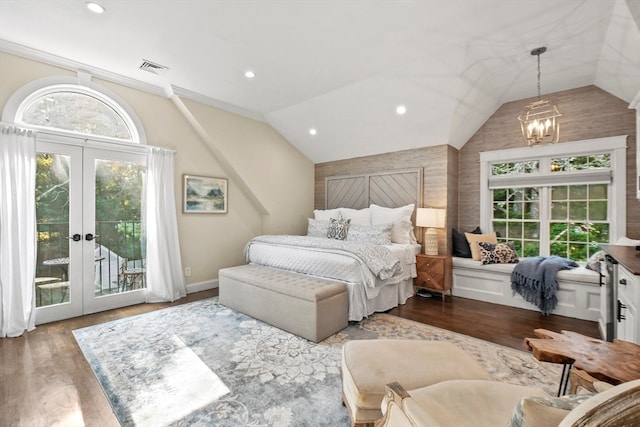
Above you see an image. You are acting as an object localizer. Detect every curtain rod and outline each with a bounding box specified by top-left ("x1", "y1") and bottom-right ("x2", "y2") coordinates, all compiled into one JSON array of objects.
[
  {"x1": 0, "y1": 121, "x2": 175, "y2": 153},
  {"x1": 0, "y1": 122, "x2": 36, "y2": 136}
]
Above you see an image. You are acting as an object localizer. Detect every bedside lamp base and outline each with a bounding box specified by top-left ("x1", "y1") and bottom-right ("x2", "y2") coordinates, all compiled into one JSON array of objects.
[{"x1": 423, "y1": 228, "x2": 438, "y2": 255}]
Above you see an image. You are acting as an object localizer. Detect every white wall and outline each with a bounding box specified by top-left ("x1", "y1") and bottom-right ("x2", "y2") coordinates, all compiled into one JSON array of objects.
[{"x1": 0, "y1": 52, "x2": 315, "y2": 287}]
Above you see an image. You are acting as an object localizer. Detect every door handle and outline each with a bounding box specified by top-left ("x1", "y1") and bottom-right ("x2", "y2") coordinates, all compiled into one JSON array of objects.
[
  {"x1": 617, "y1": 300, "x2": 627, "y2": 322},
  {"x1": 68, "y1": 234, "x2": 82, "y2": 242},
  {"x1": 85, "y1": 233, "x2": 96, "y2": 241}
]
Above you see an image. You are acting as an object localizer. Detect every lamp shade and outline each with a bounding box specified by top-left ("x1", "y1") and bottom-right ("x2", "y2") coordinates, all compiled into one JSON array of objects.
[{"x1": 416, "y1": 208, "x2": 445, "y2": 229}]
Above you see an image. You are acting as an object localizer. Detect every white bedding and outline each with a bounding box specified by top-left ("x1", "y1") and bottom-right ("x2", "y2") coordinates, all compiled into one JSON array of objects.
[{"x1": 244, "y1": 236, "x2": 420, "y2": 321}]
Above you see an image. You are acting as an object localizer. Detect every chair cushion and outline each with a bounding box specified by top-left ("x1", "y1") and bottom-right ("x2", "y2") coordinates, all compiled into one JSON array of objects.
[
  {"x1": 403, "y1": 380, "x2": 547, "y2": 427},
  {"x1": 342, "y1": 339, "x2": 491, "y2": 411}
]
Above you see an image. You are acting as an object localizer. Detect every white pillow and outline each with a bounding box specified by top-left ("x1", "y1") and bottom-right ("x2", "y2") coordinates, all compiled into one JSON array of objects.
[
  {"x1": 340, "y1": 208, "x2": 372, "y2": 226},
  {"x1": 370, "y1": 203, "x2": 415, "y2": 244},
  {"x1": 615, "y1": 236, "x2": 640, "y2": 246},
  {"x1": 313, "y1": 208, "x2": 341, "y2": 222}
]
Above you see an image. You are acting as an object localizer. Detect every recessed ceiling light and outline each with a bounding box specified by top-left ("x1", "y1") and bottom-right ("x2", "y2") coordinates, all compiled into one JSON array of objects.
[
  {"x1": 86, "y1": 2, "x2": 105, "y2": 13},
  {"x1": 396, "y1": 105, "x2": 407, "y2": 115},
  {"x1": 309, "y1": 128, "x2": 317, "y2": 136},
  {"x1": 244, "y1": 70, "x2": 256, "y2": 79}
]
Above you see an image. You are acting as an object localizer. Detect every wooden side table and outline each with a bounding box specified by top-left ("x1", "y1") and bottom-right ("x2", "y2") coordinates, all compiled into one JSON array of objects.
[
  {"x1": 414, "y1": 254, "x2": 452, "y2": 302},
  {"x1": 525, "y1": 329, "x2": 640, "y2": 396}
]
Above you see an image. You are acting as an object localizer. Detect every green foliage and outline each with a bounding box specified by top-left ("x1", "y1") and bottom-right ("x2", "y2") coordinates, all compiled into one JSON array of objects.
[{"x1": 36, "y1": 154, "x2": 145, "y2": 264}]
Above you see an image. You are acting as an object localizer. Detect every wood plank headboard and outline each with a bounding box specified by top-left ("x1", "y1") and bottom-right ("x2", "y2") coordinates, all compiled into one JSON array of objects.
[{"x1": 325, "y1": 168, "x2": 423, "y2": 210}]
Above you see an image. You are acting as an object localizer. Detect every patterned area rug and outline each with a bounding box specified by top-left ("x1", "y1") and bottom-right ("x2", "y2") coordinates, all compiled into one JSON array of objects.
[{"x1": 73, "y1": 298, "x2": 561, "y2": 426}]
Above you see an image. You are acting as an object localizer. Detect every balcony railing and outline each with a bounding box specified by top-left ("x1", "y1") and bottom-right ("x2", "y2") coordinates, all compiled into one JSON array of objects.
[{"x1": 36, "y1": 221, "x2": 145, "y2": 305}]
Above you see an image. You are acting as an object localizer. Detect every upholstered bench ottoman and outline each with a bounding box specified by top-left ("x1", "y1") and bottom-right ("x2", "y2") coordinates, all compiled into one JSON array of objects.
[
  {"x1": 219, "y1": 264, "x2": 349, "y2": 342},
  {"x1": 341, "y1": 339, "x2": 493, "y2": 427}
]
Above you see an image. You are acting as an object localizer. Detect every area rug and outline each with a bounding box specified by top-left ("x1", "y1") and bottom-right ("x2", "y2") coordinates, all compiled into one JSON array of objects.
[{"x1": 73, "y1": 297, "x2": 562, "y2": 426}]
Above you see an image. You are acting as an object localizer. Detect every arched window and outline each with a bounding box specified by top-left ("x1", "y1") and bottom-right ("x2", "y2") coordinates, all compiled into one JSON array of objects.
[{"x1": 15, "y1": 84, "x2": 140, "y2": 142}]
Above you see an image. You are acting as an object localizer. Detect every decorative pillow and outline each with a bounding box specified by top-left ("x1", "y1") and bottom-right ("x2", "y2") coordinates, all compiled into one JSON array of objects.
[
  {"x1": 346, "y1": 223, "x2": 393, "y2": 245},
  {"x1": 313, "y1": 208, "x2": 342, "y2": 222},
  {"x1": 393, "y1": 220, "x2": 418, "y2": 244},
  {"x1": 452, "y1": 226, "x2": 481, "y2": 258},
  {"x1": 370, "y1": 204, "x2": 415, "y2": 244},
  {"x1": 585, "y1": 250, "x2": 606, "y2": 275},
  {"x1": 327, "y1": 217, "x2": 350, "y2": 240},
  {"x1": 478, "y1": 241, "x2": 519, "y2": 265},
  {"x1": 464, "y1": 232, "x2": 497, "y2": 261},
  {"x1": 508, "y1": 394, "x2": 594, "y2": 427},
  {"x1": 307, "y1": 218, "x2": 330, "y2": 238},
  {"x1": 340, "y1": 208, "x2": 372, "y2": 226}
]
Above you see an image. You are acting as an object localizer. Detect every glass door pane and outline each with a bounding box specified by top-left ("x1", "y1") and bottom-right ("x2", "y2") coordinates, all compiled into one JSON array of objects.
[
  {"x1": 94, "y1": 158, "x2": 146, "y2": 296},
  {"x1": 36, "y1": 153, "x2": 71, "y2": 306},
  {"x1": 83, "y1": 147, "x2": 146, "y2": 314},
  {"x1": 35, "y1": 142, "x2": 83, "y2": 324}
]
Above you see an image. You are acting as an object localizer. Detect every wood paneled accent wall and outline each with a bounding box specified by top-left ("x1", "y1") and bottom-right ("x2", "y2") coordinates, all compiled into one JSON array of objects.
[
  {"x1": 315, "y1": 85, "x2": 638, "y2": 256},
  {"x1": 315, "y1": 145, "x2": 458, "y2": 254},
  {"x1": 458, "y1": 85, "x2": 639, "y2": 239}
]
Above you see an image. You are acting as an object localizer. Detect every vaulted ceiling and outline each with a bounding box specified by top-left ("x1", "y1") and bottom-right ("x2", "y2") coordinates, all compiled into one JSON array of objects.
[{"x1": 1, "y1": 0, "x2": 639, "y2": 163}]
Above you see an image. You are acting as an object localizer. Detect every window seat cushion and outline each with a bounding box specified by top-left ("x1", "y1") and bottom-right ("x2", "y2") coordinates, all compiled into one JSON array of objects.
[{"x1": 452, "y1": 257, "x2": 601, "y2": 285}]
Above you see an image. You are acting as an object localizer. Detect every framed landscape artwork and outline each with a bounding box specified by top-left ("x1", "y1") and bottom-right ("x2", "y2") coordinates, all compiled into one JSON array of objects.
[{"x1": 183, "y1": 175, "x2": 228, "y2": 214}]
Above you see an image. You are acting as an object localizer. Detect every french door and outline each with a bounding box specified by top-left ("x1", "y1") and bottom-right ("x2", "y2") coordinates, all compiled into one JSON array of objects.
[{"x1": 35, "y1": 139, "x2": 147, "y2": 324}]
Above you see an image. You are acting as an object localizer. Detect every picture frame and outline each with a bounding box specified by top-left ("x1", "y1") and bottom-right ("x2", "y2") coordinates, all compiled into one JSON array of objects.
[{"x1": 183, "y1": 175, "x2": 228, "y2": 214}]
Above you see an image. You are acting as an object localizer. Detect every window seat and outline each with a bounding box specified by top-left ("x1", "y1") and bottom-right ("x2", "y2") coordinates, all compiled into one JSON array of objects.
[{"x1": 452, "y1": 257, "x2": 602, "y2": 321}]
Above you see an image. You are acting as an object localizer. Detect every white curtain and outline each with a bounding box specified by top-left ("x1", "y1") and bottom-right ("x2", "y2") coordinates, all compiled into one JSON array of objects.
[
  {"x1": 145, "y1": 146, "x2": 186, "y2": 302},
  {"x1": 0, "y1": 126, "x2": 37, "y2": 337}
]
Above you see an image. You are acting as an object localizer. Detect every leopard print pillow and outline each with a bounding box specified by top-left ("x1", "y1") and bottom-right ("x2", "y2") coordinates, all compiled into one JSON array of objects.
[{"x1": 478, "y1": 241, "x2": 519, "y2": 265}]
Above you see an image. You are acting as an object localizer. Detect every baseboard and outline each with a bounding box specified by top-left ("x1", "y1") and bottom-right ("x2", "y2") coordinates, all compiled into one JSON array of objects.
[{"x1": 186, "y1": 279, "x2": 218, "y2": 294}]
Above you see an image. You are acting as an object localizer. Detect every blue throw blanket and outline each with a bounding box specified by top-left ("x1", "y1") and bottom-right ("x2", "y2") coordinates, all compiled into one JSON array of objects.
[{"x1": 510, "y1": 256, "x2": 579, "y2": 315}]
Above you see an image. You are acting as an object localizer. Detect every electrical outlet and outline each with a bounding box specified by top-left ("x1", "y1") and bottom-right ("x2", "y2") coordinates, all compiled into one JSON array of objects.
[{"x1": 184, "y1": 266, "x2": 191, "y2": 277}]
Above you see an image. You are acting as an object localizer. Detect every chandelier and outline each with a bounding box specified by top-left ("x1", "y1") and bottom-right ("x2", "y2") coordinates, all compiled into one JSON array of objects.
[{"x1": 518, "y1": 47, "x2": 561, "y2": 146}]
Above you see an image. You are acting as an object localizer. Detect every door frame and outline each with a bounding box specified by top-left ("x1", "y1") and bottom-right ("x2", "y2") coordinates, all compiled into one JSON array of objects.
[{"x1": 35, "y1": 133, "x2": 147, "y2": 324}]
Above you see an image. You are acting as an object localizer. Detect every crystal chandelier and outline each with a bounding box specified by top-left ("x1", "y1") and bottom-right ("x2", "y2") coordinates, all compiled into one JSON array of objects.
[{"x1": 518, "y1": 47, "x2": 561, "y2": 146}]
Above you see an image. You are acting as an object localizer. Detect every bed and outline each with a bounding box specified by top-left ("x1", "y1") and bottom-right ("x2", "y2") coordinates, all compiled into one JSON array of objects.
[{"x1": 244, "y1": 169, "x2": 423, "y2": 321}]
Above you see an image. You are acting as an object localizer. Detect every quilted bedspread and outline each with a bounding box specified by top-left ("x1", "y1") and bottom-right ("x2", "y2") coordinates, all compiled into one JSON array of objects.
[{"x1": 243, "y1": 235, "x2": 403, "y2": 287}]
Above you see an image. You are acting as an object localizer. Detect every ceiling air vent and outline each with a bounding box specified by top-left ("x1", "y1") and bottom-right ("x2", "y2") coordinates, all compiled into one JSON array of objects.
[{"x1": 139, "y1": 59, "x2": 169, "y2": 75}]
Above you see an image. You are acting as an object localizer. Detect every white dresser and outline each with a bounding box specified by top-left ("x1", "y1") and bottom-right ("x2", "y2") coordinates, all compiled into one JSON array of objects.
[{"x1": 601, "y1": 245, "x2": 640, "y2": 345}]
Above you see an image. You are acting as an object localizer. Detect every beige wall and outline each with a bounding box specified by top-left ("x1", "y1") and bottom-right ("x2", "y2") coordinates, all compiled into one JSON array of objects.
[
  {"x1": 0, "y1": 52, "x2": 314, "y2": 286},
  {"x1": 459, "y1": 85, "x2": 639, "y2": 240}
]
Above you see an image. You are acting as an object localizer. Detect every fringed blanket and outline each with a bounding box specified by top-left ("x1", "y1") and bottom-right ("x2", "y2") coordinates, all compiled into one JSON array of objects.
[{"x1": 510, "y1": 256, "x2": 579, "y2": 315}]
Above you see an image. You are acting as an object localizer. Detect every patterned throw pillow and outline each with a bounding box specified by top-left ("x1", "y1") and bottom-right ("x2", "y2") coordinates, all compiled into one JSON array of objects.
[
  {"x1": 585, "y1": 250, "x2": 606, "y2": 275},
  {"x1": 327, "y1": 217, "x2": 350, "y2": 240},
  {"x1": 508, "y1": 394, "x2": 595, "y2": 427},
  {"x1": 346, "y1": 223, "x2": 393, "y2": 245},
  {"x1": 307, "y1": 218, "x2": 330, "y2": 238},
  {"x1": 478, "y1": 241, "x2": 519, "y2": 265}
]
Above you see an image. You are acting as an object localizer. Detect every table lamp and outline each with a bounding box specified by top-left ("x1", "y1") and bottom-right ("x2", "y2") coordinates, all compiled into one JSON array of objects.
[{"x1": 416, "y1": 208, "x2": 445, "y2": 255}]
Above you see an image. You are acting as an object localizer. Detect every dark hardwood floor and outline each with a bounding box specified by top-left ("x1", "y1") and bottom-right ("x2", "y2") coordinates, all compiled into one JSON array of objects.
[
  {"x1": 1, "y1": 289, "x2": 600, "y2": 426},
  {"x1": 388, "y1": 293, "x2": 600, "y2": 350}
]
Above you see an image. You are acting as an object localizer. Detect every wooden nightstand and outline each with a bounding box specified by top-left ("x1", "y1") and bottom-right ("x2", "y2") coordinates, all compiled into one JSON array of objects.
[{"x1": 414, "y1": 254, "x2": 452, "y2": 302}]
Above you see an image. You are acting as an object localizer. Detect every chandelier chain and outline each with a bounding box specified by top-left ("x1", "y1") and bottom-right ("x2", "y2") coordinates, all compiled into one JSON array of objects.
[{"x1": 536, "y1": 53, "x2": 541, "y2": 100}]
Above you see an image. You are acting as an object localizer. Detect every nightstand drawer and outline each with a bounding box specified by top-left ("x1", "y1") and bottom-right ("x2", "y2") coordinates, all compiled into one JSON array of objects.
[{"x1": 414, "y1": 254, "x2": 452, "y2": 301}]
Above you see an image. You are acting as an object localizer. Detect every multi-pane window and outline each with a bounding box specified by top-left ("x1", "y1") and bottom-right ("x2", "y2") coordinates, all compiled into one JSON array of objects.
[
  {"x1": 549, "y1": 184, "x2": 609, "y2": 260},
  {"x1": 492, "y1": 187, "x2": 540, "y2": 257},
  {"x1": 482, "y1": 138, "x2": 625, "y2": 263}
]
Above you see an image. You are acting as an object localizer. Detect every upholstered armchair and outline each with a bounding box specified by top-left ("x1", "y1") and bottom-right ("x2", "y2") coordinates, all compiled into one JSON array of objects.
[{"x1": 375, "y1": 378, "x2": 640, "y2": 427}]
